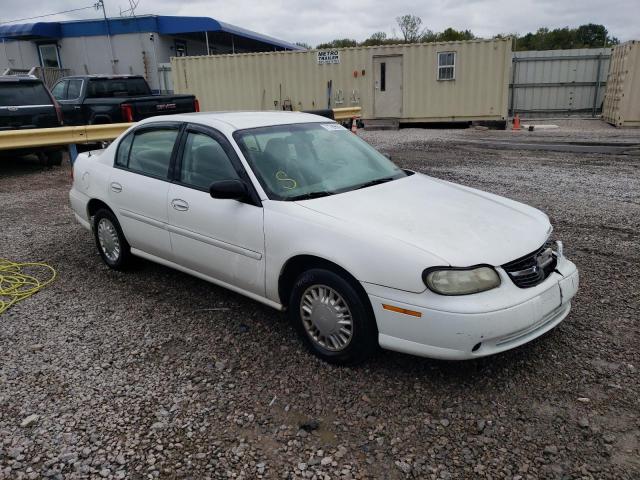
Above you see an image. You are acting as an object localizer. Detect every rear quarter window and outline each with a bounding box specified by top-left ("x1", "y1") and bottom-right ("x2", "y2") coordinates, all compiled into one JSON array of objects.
[
  {"x1": 115, "y1": 133, "x2": 134, "y2": 167},
  {"x1": 0, "y1": 82, "x2": 52, "y2": 106}
]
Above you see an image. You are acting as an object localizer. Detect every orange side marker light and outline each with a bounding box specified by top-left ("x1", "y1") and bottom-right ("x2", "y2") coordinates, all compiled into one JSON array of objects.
[{"x1": 382, "y1": 304, "x2": 422, "y2": 318}]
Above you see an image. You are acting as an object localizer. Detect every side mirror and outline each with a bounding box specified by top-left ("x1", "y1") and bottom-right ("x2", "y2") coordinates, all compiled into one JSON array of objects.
[{"x1": 209, "y1": 179, "x2": 248, "y2": 201}]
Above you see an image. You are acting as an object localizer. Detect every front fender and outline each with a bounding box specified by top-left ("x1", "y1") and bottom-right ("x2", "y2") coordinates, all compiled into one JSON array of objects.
[{"x1": 263, "y1": 202, "x2": 445, "y2": 302}]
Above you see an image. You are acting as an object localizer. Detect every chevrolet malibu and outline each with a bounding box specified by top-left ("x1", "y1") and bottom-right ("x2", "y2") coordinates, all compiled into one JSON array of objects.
[{"x1": 69, "y1": 112, "x2": 579, "y2": 364}]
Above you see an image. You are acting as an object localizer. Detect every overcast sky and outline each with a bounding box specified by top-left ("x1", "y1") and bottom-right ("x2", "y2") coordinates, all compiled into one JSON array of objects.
[{"x1": 1, "y1": 0, "x2": 638, "y2": 46}]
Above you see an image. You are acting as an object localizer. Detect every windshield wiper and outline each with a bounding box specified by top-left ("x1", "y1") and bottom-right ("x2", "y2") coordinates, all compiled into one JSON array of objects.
[
  {"x1": 287, "y1": 191, "x2": 336, "y2": 201},
  {"x1": 355, "y1": 177, "x2": 396, "y2": 190}
]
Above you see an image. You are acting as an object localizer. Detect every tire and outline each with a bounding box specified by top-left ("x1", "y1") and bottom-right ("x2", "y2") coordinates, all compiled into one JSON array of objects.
[
  {"x1": 46, "y1": 150, "x2": 64, "y2": 166},
  {"x1": 36, "y1": 152, "x2": 48, "y2": 166},
  {"x1": 289, "y1": 268, "x2": 378, "y2": 365},
  {"x1": 92, "y1": 208, "x2": 132, "y2": 270}
]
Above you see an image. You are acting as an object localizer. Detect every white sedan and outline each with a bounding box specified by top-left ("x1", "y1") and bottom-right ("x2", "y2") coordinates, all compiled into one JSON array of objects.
[{"x1": 70, "y1": 112, "x2": 579, "y2": 364}]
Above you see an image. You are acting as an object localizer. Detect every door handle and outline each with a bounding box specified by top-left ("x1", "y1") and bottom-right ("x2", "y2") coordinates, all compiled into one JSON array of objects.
[
  {"x1": 73, "y1": 106, "x2": 81, "y2": 110},
  {"x1": 110, "y1": 182, "x2": 122, "y2": 193},
  {"x1": 171, "y1": 199, "x2": 189, "y2": 211}
]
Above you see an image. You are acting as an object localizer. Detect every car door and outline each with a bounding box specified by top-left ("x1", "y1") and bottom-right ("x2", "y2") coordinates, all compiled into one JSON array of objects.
[
  {"x1": 167, "y1": 124, "x2": 265, "y2": 296},
  {"x1": 51, "y1": 78, "x2": 85, "y2": 125},
  {"x1": 60, "y1": 79, "x2": 85, "y2": 125},
  {"x1": 108, "y1": 122, "x2": 181, "y2": 260}
]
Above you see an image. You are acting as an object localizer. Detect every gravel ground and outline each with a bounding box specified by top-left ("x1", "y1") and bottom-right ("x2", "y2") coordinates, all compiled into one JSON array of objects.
[
  {"x1": 359, "y1": 118, "x2": 640, "y2": 148},
  {"x1": 1, "y1": 120, "x2": 639, "y2": 479}
]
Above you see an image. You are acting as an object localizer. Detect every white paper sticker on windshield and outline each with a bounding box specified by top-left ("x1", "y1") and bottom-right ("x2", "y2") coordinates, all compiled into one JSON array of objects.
[{"x1": 320, "y1": 123, "x2": 346, "y2": 131}]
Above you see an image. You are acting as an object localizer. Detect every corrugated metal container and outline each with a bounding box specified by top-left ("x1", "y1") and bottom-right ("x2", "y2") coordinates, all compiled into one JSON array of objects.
[
  {"x1": 603, "y1": 41, "x2": 640, "y2": 127},
  {"x1": 511, "y1": 48, "x2": 611, "y2": 117},
  {"x1": 171, "y1": 39, "x2": 512, "y2": 124}
]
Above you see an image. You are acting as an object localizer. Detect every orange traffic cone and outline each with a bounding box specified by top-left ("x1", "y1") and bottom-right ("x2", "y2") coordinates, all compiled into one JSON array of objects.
[
  {"x1": 351, "y1": 117, "x2": 358, "y2": 134},
  {"x1": 512, "y1": 113, "x2": 521, "y2": 130}
]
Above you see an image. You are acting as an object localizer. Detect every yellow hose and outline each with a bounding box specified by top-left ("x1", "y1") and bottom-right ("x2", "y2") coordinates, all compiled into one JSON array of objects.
[{"x1": 0, "y1": 258, "x2": 57, "y2": 315}]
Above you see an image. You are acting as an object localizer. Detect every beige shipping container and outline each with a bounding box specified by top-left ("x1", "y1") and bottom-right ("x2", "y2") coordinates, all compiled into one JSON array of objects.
[
  {"x1": 603, "y1": 40, "x2": 640, "y2": 127},
  {"x1": 171, "y1": 39, "x2": 512, "y2": 125}
]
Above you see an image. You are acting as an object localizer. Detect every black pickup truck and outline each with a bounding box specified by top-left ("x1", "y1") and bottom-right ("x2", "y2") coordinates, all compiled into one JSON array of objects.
[
  {"x1": 50, "y1": 75, "x2": 198, "y2": 125},
  {"x1": 0, "y1": 75, "x2": 65, "y2": 164}
]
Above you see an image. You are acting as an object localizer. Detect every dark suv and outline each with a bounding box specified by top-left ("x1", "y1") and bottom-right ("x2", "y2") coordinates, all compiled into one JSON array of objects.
[{"x1": 0, "y1": 75, "x2": 65, "y2": 165}]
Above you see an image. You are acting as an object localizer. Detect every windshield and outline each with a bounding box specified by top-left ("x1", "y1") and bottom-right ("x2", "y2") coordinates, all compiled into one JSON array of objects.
[
  {"x1": 0, "y1": 82, "x2": 52, "y2": 106},
  {"x1": 86, "y1": 78, "x2": 151, "y2": 98},
  {"x1": 234, "y1": 123, "x2": 406, "y2": 200}
]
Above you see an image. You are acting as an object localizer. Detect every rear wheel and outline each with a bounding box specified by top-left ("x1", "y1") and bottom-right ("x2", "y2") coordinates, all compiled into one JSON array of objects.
[
  {"x1": 289, "y1": 268, "x2": 378, "y2": 365},
  {"x1": 93, "y1": 208, "x2": 132, "y2": 270}
]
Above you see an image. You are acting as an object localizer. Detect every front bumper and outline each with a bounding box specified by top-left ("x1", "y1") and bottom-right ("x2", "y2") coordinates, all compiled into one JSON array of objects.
[{"x1": 365, "y1": 257, "x2": 579, "y2": 360}]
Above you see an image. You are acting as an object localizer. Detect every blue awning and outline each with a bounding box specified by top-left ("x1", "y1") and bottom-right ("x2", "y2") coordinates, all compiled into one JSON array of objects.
[
  {"x1": 0, "y1": 22, "x2": 61, "y2": 39},
  {"x1": 154, "y1": 16, "x2": 302, "y2": 50},
  {"x1": 216, "y1": 20, "x2": 302, "y2": 50},
  {"x1": 0, "y1": 16, "x2": 303, "y2": 50}
]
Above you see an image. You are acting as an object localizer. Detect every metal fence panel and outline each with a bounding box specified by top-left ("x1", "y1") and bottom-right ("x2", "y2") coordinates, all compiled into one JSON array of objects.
[
  {"x1": 36, "y1": 67, "x2": 73, "y2": 88},
  {"x1": 510, "y1": 48, "x2": 611, "y2": 117}
]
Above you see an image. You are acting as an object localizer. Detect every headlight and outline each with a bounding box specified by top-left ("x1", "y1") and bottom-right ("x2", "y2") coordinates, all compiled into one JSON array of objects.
[{"x1": 423, "y1": 266, "x2": 501, "y2": 295}]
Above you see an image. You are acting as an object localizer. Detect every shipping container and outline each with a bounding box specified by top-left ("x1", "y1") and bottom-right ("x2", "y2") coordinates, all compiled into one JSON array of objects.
[
  {"x1": 603, "y1": 41, "x2": 640, "y2": 127},
  {"x1": 171, "y1": 39, "x2": 512, "y2": 126}
]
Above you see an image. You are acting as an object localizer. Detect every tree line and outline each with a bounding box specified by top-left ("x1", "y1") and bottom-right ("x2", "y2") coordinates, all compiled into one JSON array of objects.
[{"x1": 299, "y1": 14, "x2": 620, "y2": 51}]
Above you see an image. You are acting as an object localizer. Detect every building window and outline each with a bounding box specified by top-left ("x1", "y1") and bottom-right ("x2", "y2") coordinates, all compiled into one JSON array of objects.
[
  {"x1": 437, "y1": 52, "x2": 455, "y2": 81},
  {"x1": 38, "y1": 44, "x2": 61, "y2": 68},
  {"x1": 380, "y1": 62, "x2": 386, "y2": 91},
  {"x1": 175, "y1": 41, "x2": 187, "y2": 57}
]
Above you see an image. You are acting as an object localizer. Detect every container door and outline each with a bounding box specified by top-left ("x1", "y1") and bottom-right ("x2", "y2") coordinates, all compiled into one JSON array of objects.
[{"x1": 373, "y1": 55, "x2": 403, "y2": 118}]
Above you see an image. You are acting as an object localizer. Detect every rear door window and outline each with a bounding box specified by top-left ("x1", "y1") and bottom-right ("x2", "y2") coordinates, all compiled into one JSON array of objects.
[
  {"x1": 86, "y1": 78, "x2": 151, "y2": 98},
  {"x1": 0, "y1": 82, "x2": 52, "y2": 106},
  {"x1": 125, "y1": 129, "x2": 179, "y2": 178}
]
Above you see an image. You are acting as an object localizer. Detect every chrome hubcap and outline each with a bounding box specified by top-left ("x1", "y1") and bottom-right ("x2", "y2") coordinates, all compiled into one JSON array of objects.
[
  {"x1": 300, "y1": 285, "x2": 353, "y2": 352},
  {"x1": 97, "y1": 218, "x2": 121, "y2": 262}
]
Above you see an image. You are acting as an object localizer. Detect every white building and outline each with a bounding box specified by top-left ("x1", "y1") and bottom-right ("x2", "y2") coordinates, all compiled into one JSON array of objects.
[{"x1": 0, "y1": 15, "x2": 302, "y2": 92}]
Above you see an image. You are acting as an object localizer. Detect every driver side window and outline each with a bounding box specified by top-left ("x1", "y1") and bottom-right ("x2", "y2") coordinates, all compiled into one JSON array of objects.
[
  {"x1": 51, "y1": 80, "x2": 67, "y2": 100},
  {"x1": 179, "y1": 132, "x2": 239, "y2": 190}
]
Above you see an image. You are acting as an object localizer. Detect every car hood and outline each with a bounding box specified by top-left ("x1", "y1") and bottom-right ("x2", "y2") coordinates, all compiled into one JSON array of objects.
[{"x1": 295, "y1": 173, "x2": 551, "y2": 267}]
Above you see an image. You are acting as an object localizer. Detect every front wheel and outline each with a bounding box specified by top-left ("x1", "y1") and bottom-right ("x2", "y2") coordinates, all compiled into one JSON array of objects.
[
  {"x1": 93, "y1": 208, "x2": 132, "y2": 270},
  {"x1": 289, "y1": 268, "x2": 378, "y2": 365}
]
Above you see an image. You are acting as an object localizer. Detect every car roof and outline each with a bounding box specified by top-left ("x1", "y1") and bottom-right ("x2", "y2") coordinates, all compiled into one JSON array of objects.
[
  {"x1": 0, "y1": 75, "x2": 42, "y2": 83},
  {"x1": 60, "y1": 75, "x2": 145, "y2": 80},
  {"x1": 137, "y1": 111, "x2": 335, "y2": 131}
]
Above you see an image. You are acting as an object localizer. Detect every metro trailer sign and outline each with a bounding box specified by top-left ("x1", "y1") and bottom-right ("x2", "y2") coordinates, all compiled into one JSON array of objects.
[{"x1": 317, "y1": 50, "x2": 340, "y2": 64}]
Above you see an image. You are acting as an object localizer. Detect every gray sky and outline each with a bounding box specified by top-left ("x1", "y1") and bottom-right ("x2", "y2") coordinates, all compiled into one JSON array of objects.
[{"x1": 1, "y1": 0, "x2": 638, "y2": 46}]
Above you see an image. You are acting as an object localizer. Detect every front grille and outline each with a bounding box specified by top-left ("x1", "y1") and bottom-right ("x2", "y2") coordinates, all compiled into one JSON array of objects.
[{"x1": 502, "y1": 244, "x2": 557, "y2": 288}]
